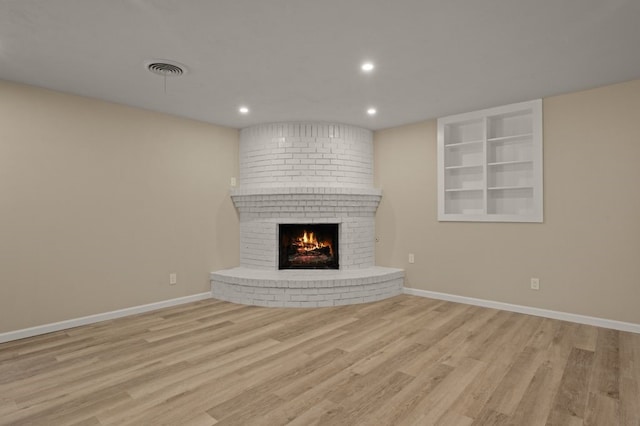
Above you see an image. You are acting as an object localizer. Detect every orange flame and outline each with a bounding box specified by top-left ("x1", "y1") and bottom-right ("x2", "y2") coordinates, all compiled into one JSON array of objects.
[{"x1": 296, "y1": 230, "x2": 332, "y2": 256}]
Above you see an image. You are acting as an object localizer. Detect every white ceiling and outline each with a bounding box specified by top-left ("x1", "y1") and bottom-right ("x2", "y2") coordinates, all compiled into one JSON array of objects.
[{"x1": 1, "y1": 0, "x2": 639, "y2": 131}]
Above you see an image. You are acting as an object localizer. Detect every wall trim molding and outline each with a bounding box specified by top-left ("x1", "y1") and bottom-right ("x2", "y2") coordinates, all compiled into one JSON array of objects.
[
  {"x1": 0, "y1": 292, "x2": 212, "y2": 344},
  {"x1": 404, "y1": 287, "x2": 640, "y2": 334},
  {"x1": 4, "y1": 288, "x2": 638, "y2": 343}
]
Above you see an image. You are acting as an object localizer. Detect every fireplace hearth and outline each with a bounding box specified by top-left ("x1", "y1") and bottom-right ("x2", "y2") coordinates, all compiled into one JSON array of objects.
[
  {"x1": 279, "y1": 224, "x2": 338, "y2": 269},
  {"x1": 211, "y1": 122, "x2": 403, "y2": 308}
]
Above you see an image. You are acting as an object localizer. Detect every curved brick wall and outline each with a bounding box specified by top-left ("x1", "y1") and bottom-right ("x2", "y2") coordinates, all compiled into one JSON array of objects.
[{"x1": 239, "y1": 122, "x2": 373, "y2": 188}]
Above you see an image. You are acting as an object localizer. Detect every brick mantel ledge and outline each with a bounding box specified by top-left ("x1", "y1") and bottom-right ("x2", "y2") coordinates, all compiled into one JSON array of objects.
[{"x1": 230, "y1": 186, "x2": 382, "y2": 197}]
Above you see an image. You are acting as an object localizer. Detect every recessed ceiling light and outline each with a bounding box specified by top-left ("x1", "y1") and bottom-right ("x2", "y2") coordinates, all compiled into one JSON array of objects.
[
  {"x1": 361, "y1": 62, "x2": 375, "y2": 72},
  {"x1": 367, "y1": 107, "x2": 377, "y2": 115},
  {"x1": 239, "y1": 106, "x2": 249, "y2": 114}
]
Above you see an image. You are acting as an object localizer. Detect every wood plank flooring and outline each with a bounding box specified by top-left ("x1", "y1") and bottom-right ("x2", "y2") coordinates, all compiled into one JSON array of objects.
[{"x1": 1, "y1": 295, "x2": 639, "y2": 425}]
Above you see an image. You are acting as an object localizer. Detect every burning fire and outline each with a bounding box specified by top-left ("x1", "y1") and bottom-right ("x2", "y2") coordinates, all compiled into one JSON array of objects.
[{"x1": 295, "y1": 231, "x2": 332, "y2": 255}]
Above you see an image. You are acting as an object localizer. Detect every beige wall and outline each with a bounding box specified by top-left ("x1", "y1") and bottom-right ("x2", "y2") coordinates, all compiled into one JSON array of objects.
[
  {"x1": 0, "y1": 81, "x2": 239, "y2": 333},
  {"x1": 3, "y1": 78, "x2": 639, "y2": 333},
  {"x1": 375, "y1": 79, "x2": 640, "y2": 324}
]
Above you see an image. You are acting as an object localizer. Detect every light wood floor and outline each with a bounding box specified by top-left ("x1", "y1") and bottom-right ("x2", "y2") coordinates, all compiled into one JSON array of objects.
[{"x1": 1, "y1": 295, "x2": 639, "y2": 425}]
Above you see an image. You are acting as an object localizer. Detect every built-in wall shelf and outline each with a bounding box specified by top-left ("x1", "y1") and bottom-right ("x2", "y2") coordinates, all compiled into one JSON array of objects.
[{"x1": 437, "y1": 99, "x2": 543, "y2": 222}]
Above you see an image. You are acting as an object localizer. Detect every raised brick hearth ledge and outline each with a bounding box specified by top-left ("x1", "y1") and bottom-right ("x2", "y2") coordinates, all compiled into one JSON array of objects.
[{"x1": 211, "y1": 266, "x2": 404, "y2": 308}]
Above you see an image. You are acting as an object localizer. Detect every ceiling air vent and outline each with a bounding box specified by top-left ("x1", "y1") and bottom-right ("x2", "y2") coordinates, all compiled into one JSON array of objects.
[{"x1": 146, "y1": 61, "x2": 186, "y2": 77}]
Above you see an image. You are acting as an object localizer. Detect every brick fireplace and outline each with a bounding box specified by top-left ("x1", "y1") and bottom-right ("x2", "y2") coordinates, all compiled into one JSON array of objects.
[{"x1": 210, "y1": 122, "x2": 403, "y2": 307}]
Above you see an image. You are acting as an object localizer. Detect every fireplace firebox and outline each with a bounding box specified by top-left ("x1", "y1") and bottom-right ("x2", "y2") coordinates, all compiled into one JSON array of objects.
[{"x1": 279, "y1": 224, "x2": 339, "y2": 269}]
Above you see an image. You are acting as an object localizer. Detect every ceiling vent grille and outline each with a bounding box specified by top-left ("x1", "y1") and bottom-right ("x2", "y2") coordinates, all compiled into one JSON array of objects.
[{"x1": 146, "y1": 61, "x2": 185, "y2": 77}]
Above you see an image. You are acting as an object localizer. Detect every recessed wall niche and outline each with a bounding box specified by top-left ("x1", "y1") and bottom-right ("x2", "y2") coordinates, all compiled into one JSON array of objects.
[{"x1": 437, "y1": 99, "x2": 543, "y2": 222}]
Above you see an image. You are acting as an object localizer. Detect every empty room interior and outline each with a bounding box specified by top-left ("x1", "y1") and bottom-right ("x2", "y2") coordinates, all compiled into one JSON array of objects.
[{"x1": 1, "y1": 1, "x2": 639, "y2": 425}]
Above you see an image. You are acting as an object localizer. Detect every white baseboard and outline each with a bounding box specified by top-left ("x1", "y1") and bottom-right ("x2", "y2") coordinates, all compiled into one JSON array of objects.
[
  {"x1": 0, "y1": 292, "x2": 212, "y2": 344},
  {"x1": 404, "y1": 287, "x2": 640, "y2": 334},
  {"x1": 5, "y1": 289, "x2": 637, "y2": 343}
]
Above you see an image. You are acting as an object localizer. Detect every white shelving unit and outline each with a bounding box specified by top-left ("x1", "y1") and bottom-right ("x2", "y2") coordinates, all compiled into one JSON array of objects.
[{"x1": 437, "y1": 99, "x2": 543, "y2": 222}]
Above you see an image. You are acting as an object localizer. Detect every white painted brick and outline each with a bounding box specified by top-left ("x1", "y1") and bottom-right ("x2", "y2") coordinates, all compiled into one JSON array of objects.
[
  {"x1": 222, "y1": 122, "x2": 403, "y2": 307},
  {"x1": 239, "y1": 123, "x2": 373, "y2": 189},
  {"x1": 211, "y1": 268, "x2": 403, "y2": 308}
]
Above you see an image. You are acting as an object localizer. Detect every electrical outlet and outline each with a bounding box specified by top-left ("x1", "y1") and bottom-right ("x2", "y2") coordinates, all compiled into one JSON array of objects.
[
  {"x1": 230, "y1": 177, "x2": 237, "y2": 187},
  {"x1": 408, "y1": 253, "x2": 415, "y2": 264},
  {"x1": 530, "y1": 278, "x2": 540, "y2": 290},
  {"x1": 169, "y1": 273, "x2": 177, "y2": 285}
]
